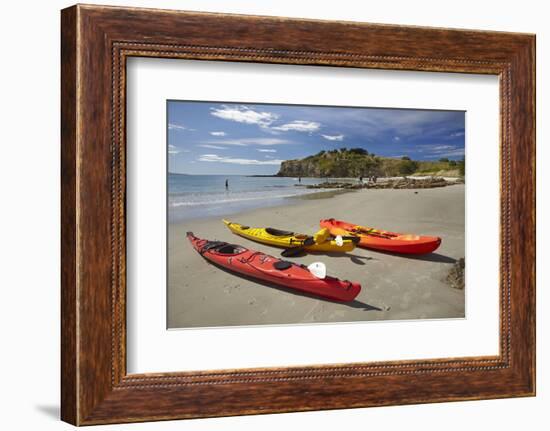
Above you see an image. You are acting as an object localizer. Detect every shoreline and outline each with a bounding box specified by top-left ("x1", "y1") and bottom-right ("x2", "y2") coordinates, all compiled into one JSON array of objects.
[
  {"x1": 168, "y1": 186, "x2": 354, "y2": 224},
  {"x1": 169, "y1": 175, "x2": 461, "y2": 223},
  {"x1": 247, "y1": 174, "x2": 464, "y2": 179},
  {"x1": 168, "y1": 185, "x2": 465, "y2": 329}
]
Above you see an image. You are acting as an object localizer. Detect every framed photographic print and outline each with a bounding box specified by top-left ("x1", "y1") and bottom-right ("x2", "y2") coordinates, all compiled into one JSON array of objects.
[
  {"x1": 61, "y1": 4, "x2": 535, "y2": 425},
  {"x1": 164, "y1": 100, "x2": 465, "y2": 330}
]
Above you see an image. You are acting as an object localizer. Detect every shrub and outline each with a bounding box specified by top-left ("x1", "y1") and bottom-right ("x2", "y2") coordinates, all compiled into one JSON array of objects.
[
  {"x1": 348, "y1": 147, "x2": 368, "y2": 155},
  {"x1": 398, "y1": 159, "x2": 418, "y2": 175},
  {"x1": 458, "y1": 158, "x2": 465, "y2": 176}
]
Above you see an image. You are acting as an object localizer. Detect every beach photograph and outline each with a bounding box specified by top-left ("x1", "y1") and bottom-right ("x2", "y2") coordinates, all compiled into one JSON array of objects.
[{"x1": 167, "y1": 101, "x2": 466, "y2": 329}]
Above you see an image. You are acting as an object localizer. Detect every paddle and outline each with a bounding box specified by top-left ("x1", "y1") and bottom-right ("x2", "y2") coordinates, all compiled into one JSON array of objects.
[
  {"x1": 281, "y1": 247, "x2": 307, "y2": 257},
  {"x1": 280, "y1": 237, "x2": 315, "y2": 258},
  {"x1": 354, "y1": 227, "x2": 393, "y2": 239},
  {"x1": 343, "y1": 235, "x2": 361, "y2": 245},
  {"x1": 280, "y1": 235, "x2": 360, "y2": 257}
]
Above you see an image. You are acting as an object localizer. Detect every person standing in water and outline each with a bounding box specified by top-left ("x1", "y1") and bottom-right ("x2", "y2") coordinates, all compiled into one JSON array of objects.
[
  {"x1": 225, "y1": 179, "x2": 229, "y2": 190},
  {"x1": 298, "y1": 177, "x2": 301, "y2": 183}
]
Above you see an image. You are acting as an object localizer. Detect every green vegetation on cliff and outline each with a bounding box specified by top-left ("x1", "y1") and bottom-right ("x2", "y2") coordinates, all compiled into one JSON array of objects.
[{"x1": 277, "y1": 148, "x2": 464, "y2": 178}]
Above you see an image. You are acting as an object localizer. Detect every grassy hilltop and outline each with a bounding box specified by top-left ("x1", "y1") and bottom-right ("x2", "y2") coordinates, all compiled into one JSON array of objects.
[{"x1": 276, "y1": 148, "x2": 464, "y2": 178}]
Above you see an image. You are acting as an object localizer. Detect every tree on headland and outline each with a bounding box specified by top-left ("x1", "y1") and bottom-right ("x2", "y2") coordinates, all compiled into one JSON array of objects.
[
  {"x1": 398, "y1": 159, "x2": 418, "y2": 176},
  {"x1": 276, "y1": 148, "x2": 463, "y2": 178},
  {"x1": 439, "y1": 157, "x2": 450, "y2": 163},
  {"x1": 349, "y1": 147, "x2": 368, "y2": 155}
]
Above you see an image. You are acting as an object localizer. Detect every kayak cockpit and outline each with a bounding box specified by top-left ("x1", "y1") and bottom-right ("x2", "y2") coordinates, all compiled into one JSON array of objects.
[
  {"x1": 214, "y1": 244, "x2": 247, "y2": 255},
  {"x1": 265, "y1": 227, "x2": 295, "y2": 237},
  {"x1": 201, "y1": 241, "x2": 247, "y2": 255}
]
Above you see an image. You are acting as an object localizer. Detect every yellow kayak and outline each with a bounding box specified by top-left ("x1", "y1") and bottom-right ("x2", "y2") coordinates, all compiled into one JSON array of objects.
[{"x1": 222, "y1": 220, "x2": 357, "y2": 253}]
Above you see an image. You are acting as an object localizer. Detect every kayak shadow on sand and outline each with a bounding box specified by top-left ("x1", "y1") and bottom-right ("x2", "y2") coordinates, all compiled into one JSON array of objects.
[
  {"x1": 407, "y1": 252, "x2": 457, "y2": 264},
  {"x1": 300, "y1": 251, "x2": 375, "y2": 266},
  {"x1": 268, "y1": 283, "x2": 382, "y2": 311},
  {"x1": 204, "y1": 261, "x2": 382, "y2": 312},
  {"x1": 365, "y1": 249, "x2": 457, "y2": 264}
]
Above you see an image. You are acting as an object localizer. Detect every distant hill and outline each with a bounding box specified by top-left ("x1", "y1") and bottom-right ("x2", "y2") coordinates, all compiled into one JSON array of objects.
[{"x1": 276, "y1": 148, "x2": 464, "y2": 178}]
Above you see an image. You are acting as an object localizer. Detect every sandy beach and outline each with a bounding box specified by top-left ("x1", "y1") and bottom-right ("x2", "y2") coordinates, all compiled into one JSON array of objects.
[{"x1": 168, "y1": 184, "x2": 465, "y2": 328}]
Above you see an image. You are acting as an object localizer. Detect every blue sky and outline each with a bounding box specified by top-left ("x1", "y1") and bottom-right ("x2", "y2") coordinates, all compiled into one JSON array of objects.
[{"x1": 167, "y1": 101, "x2": 465, "y2": 175}]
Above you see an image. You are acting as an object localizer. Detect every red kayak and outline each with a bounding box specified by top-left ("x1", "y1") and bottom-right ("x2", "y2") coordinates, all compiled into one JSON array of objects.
[
  {"x1": 187, "y1": 232, "x2": 361, "y2": 302},
  {"x1": 320, "y1": 218, "x2": 441, "y2": 255}
]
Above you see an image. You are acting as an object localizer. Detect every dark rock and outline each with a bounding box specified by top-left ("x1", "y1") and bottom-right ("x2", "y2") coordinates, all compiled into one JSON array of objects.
[
  {"x1": 446, "y1": 258, "x2": 465, "y2": 290},
  {"x1": 305, "y1": 177, "x2": 456, "y2": 190}
]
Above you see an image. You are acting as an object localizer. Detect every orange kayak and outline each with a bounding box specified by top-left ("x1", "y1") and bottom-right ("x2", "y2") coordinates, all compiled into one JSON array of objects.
[{"x1": 319, "y1": 218, "x2": 441, "y2": 255}]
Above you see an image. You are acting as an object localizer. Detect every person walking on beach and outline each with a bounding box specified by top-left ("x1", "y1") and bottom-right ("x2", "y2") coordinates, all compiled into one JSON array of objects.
[{"x1": 225, "y1": 179, "x2": 229, "y2": 190}]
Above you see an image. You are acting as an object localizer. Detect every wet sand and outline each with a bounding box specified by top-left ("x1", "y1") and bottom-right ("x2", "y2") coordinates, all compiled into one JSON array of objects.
[{"x1": 168, "y1": 185, "x2": 465, "y2": 328}]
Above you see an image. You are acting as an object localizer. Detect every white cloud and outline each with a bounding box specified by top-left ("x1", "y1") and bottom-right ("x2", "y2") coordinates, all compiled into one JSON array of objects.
[
  {"x1": 257, "y1": 149, "x2": 277, "y2": 153},
  {"x1": 198, "y1": 144, "x2": 227, "y2": 150},
  {"x1": 314, "y1": 108, "x2": 463, "y2": 140},
  {"x1": 438, "y1": 148, "x2": 465, "y2": 157},
  {"x1": 422, "y1": 145, "x2": 464, "y2": 158},
  {"x1": 209, "y1": 105, "x2": 325, "y2": 135},
  {"x1": 417, "y1": 144, "x2": 459, "y2": 154},
  {"x1": 271, "y1": 120, "x2": 320, "y2": 133},
  {"x1": 321, "y1": 134, "x2": 344, "y2": 141},
  {"x1": 201, "y1": 138, "x2": 290, "y2": 146},
  {"x1": 421, "y1": 145, "x2": 457, "y2": 153},
  {"x1": 210, "y1": 105, "x2": 279, "y2": 127},
  {"x1": 168, "y1": 123, "x2": 195, "y2": 132},
  {"x1": 198, "y1": 154, "x2": 285, "y2": 166},
  {"x1": 393, "y1": 136, "x2": 401, "y2": 142},
  {"x1": 168, "y1": 144, "x2": 189, "y2": 154}
]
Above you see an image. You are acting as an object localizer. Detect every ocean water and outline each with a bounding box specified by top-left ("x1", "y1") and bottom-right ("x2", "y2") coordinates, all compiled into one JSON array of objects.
[{"x1": 168, "y1": 174, "x2": 326, "y2": 223}]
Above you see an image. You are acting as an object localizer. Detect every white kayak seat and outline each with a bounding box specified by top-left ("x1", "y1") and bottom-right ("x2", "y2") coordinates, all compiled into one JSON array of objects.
[
  {"x1": 335, "y1": 235, "x2": 344, "y2": 247},
  {"x1": 308, "y1": 262, "x2": 326, "y2": 279}
]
